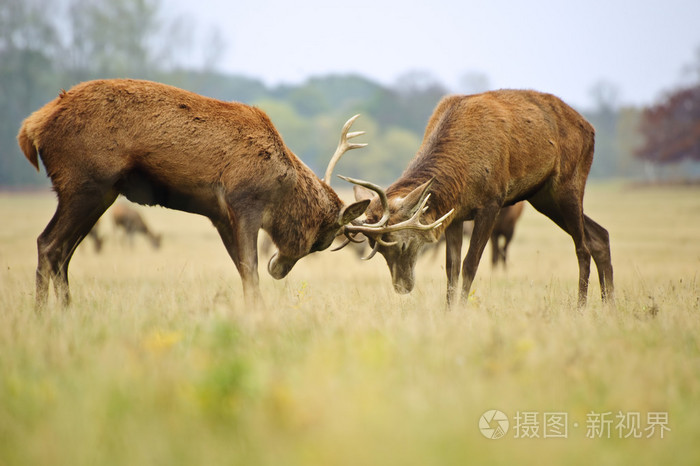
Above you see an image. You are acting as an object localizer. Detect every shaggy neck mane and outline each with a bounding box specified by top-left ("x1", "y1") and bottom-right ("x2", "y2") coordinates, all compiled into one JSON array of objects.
[
  {"x1": 387, "y1": 105, "x2": 466, "y2": 227},
  {"x1": 268, "y1": 152, "x2": 341, "y2": 256}
]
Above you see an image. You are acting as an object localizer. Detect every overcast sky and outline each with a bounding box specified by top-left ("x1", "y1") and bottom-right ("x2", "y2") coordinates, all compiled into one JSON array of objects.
[{"x1": 168, "y1": 0, "x2": 700, "y2": 109}]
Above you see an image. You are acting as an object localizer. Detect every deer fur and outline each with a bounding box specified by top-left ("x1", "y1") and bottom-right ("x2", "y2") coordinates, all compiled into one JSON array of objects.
[
  {"x1": 18, "y1": 79, "x2": 368, "y2": 308},
  {"x1": 353, "y1": 90, "x2": 614, "y2": 307}
]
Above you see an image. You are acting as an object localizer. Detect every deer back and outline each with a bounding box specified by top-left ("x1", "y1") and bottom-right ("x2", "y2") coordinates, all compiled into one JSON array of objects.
[
  {"x1": 20, "y1": 80, "x2": 298, "y2": 211},
  {"x1": 378, "y1": 90, "x2": 594, "y2": 226}
]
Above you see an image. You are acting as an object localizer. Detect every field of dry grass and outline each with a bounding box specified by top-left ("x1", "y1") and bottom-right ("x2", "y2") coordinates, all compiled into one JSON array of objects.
[{"x1": 1, "y1": 182, "x2": 699, "y2": 465}]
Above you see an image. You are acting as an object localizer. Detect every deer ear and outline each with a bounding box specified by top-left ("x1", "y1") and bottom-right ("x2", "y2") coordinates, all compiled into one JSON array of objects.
[
  {"x1": 400, "y1": 177, "x2": 435, "y2": 215},
  {"x1": 353, "y1": 184, "x2": 375, "y2": 202},
  {"x1": 338, "y1": 199, "x2": 370, "y2": 225}
]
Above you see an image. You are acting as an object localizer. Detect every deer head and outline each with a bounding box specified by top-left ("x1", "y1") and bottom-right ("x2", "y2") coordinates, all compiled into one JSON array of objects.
[
  {"x1": 267, "y1": 115, "x2": 370, "y2": 279},
  {"x1": 337, "y1": 176, "x2": 453, "y2": 293}
]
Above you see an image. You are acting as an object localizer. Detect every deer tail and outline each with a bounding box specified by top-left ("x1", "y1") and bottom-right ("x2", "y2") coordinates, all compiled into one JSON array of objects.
[{"x1": 17, "y1": 120, "x2": 40, "y2": 171}]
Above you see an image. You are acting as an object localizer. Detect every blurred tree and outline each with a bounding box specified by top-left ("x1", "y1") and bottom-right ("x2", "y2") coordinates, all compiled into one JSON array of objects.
[
  {"x1": 253, "y1": 99, "x2": 316, "y2": 166},
  {"x1": 0, "y1": 0, "x2": 219, "y2": 187},
  {"x1": 0, "y1": 0, "x2": 60, "y2": 186},
  {"x1": 367, "y1": 70, "x2": 446, "y2": 136},
  {"x1": 358, "y1": 126, "x2": 421, "y2": 185},
  {"x1": 201, "y1": 28, "x2": 226, "y2": 72},
  {"x1": 166, "y1": 70, "x2": 267, "y2": 103},
  {"x1": 287, "y1": 85, "x2": 330, "y2": 117},
  {"x1": 62, "y1": 0, "x2": 189, "y2": 81},
  {"x1": 636, "y1": 84, "x2": 700, "y2": 164},
  {"x1": 589, "y1": 80, "x2": 620, "y2": 112},
  {"x1": 682, "y1": 45, "x2": 700, "y2": 84},
  {"x1": 304, "y1": 74, "x2": 381, "y2": 110},
  {"x1": 636, "y1": 47, "x2": 700, "y2": 174},
  {"x1": 615, "y1": 107, "x2": 645, "y2": 178},
  {"x1": 586, "y1": 80, "x2": 620, "y2": 178}
]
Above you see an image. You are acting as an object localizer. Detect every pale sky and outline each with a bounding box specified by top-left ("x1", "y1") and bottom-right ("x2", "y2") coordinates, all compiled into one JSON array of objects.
[{"x1": 168, "y1": 0, "x2": 700, "y2": 108}]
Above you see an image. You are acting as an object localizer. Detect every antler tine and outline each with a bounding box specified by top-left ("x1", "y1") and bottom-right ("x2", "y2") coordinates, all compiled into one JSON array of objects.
[
  {"x1": 344, "y1": 200, "x2": 454, "y2": 236},
  {"x1": 361, "y1": 242, "x2": 380, "y2": 260},
  {"x1": 337, "y1": 175, "x2": 391, "y2": 227},
  {"x1": 323, "y1": 114, "x2": 367, "y2": 185},
  {"x1": 382, "y1": 203, "x2": 455, "y2": 233},
  {"x1": 345, "y1": 231, "x2": 366, "y2": 243},
  {"x1": 375, "y1": 236, "x2": 398, "y2": 247},
  {"x1": 331, "y1": 230, "x2": 367, "y2": 252},
  {"x1": 330, "y1": 237, "x2": 351, "y2": 252}
]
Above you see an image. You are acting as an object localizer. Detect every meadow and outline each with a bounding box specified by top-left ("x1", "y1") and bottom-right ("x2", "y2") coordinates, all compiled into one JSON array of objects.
[{"x1": 1, "y1": 182, "x2": 699, "y2": 465}]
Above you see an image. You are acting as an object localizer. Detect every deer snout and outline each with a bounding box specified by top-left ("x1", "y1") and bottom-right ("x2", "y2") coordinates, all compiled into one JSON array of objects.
[
  {"x1": 268, "y1": 251, "x2": 297, "y2": 279},
  {"x1": 393, "y1": 280, "x2": 413, "y2": 294},
  {"x1": 390, "y1": 264, "x2": 415, "y2": 294}
]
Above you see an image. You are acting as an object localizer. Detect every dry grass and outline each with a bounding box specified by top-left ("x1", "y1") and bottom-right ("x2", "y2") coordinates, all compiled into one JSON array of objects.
[{"x1": 1, "y1": 182, "x2": 699, "y2": 465}]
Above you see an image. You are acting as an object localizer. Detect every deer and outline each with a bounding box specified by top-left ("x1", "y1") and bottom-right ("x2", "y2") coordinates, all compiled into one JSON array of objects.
[
  {"x1": 490, "y1": 201, "x2": 525, "y2": 268},
  {"x1": 17, "y1": 78, "x2": 369, "y2": 309},
  {"x1": 338, "y1": 90, "x2": 614, "y2": 308},
  {"x1": 86, "y1": 222, "x2": 104, "y2": 253},
  {"x1": 111, "y1": 202, "x2": 162, "y2": 249}
]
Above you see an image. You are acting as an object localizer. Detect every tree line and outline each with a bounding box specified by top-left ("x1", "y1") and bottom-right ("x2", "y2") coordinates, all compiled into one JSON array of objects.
[{"x1": 1, "y1": 0, "x2": 698, "y2": 188}]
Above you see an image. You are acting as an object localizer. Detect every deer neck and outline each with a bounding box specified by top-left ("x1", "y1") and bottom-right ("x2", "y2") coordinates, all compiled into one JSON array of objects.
[{"x1": 265, "y1": 161, "x2": 341, "y2": 257}]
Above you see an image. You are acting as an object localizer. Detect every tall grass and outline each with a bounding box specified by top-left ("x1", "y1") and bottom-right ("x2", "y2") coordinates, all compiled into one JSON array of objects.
[{"x1": 1, "y1": 183, "x2": 699, "y2": 465}]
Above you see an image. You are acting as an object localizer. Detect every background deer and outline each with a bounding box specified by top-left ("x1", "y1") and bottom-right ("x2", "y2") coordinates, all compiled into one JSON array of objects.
[
  {"x1": 490, "y1": 202, "x2": 525, "y2": 268},
  {"x1": 86, "y1": 223, "x2": 104, "y2": 253},
  {"x1": 341, "y1": 90, "x2": 614, "y2": 307},
  {"x1": 111, "y1": 202, "x2": 162, "y2": 249},
  {"x1": 18, "y1": 79, "x2": 369, "y2": 308}
]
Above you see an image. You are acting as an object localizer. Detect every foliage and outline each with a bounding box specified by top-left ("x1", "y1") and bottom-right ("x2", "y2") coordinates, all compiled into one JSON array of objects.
[
  {"x1": 636, "y1": 85, "x2": 700, "y2": 164},
  {"x1": 0, "y1": 0, "x2": 671, "y2": 189},
  {"x1": 0, "y1": 0, "x2": 62, "y2": 186}
]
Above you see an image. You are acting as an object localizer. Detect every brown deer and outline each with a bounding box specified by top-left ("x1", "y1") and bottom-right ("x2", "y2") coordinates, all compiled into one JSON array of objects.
[
  {"x1": 111, "y1": 202, "x2": 162, "y2": 249},
  {"x1": 86, "y1": 222, "x2": 104, "y2": 253},
  {"x1": 17, "y1": 79, "x2": 369, "y2": 309},
  {"x1": 490, "y1": 202, "x2": 525, "y2": 268},
  {"x1": 340, "y1": 90, "x2": 614, "y2": 307}
]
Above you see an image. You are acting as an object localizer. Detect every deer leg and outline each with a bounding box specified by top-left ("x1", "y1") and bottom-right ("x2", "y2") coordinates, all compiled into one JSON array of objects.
[
  {"x1": 444, "y1": 221, "x2": 464, "y2": 306},
  {"x1": 490, "y1": 232, "x2": 500, "y2": 268},
  {"x1": 460, "y1": 203, "x2": 500, "y2": 304},
  {"x1": 215, "y1": 206, "x2": 263, "y2": 309},
  {"x1": 501, "y1": 230, "x2": 515, "y2": 269},
  {"x1": 36, "y1": 190, "x2": 117, "y2": 309},
  {"x1": 528, "y1": 193, "x2": 591, "y2": 307},
  {"x1": 584, "y1": 215, "x2": 614, "y2": 303}
]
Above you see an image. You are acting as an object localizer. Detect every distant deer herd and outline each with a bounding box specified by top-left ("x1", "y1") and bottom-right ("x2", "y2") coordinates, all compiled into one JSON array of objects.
[{"x1": 18, "y1": 79, "x2": 613, "y2": 309}]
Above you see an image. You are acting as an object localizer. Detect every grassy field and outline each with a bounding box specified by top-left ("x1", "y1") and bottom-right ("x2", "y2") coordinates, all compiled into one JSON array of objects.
[{"x1": 1, "y1": 182, "x2": 699, "y2": 465}]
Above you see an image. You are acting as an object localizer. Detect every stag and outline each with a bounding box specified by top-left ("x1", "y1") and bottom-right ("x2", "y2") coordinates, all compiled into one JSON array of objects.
[
  {"x1": 111, "y1": 202, "x2": 162, "y2": 249},
  {"x1": 340, "y1": 90, "x2": 614, "y2": 307},
  {"x1": 18, "y1": 79, "x2": 369, "y2": 308}
]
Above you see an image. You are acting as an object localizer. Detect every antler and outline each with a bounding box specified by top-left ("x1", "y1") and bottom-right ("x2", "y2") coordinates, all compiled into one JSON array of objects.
[
  {"x1": 344, "y1": 193, "x2": 454, "y2": 236},
  {"x1": 330, "y1": 231, "x2": 391, "y2": 260},
  {"x1": 330, "y1": 231, "x2": 365, "y2": 252},
  {"x1": 322, "y1": 115, "x2": 367, "y2": 185},
  {"x1": 337, "y1": 175, "x2": 391, "y2": 227}
]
